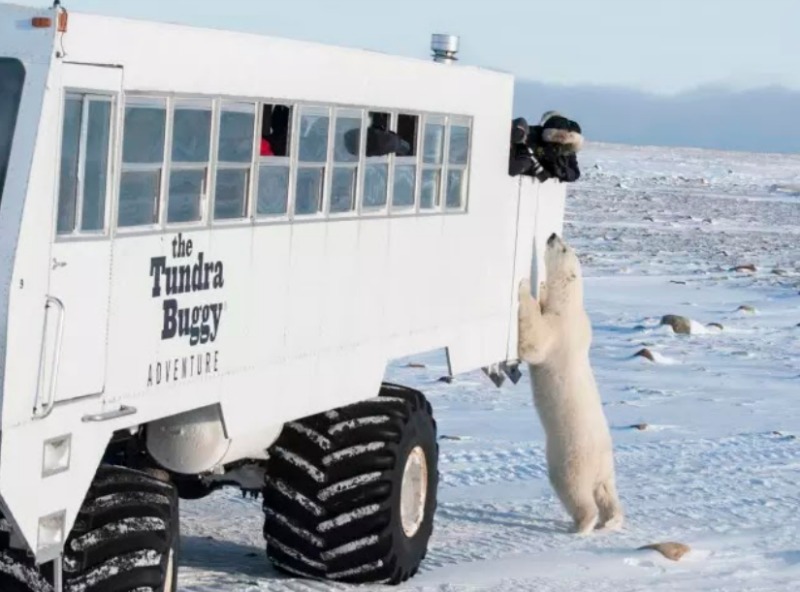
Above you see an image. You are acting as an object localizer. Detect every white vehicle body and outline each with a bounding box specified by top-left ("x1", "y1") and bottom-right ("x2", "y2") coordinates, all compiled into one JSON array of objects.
[{"x1": 0, "y1": 2, "x2": 565, "y2": 564}]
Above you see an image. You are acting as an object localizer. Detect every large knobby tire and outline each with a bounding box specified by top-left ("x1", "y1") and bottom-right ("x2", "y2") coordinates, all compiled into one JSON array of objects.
[
  {"x1": 0, "y1": 466, "x2": 178, "y2": 592},
  {"x1": 0, "y1": 529, "x2": 51, "y2": 592},
  {"x1": 63, "y1": 465, "x2": 179, "y2": 592},
  {"x1": 263, "y1": 384, "x2": 438, "y2": 585}
]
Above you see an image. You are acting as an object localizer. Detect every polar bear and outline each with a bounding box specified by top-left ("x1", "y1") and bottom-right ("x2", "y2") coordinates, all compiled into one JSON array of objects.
[{"x1": 518, "y1": 233, "x2": 623, "y2": 535}]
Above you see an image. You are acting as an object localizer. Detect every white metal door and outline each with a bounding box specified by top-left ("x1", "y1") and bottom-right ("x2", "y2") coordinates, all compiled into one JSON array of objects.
[{"x1": 47, "y1": 63, "x2": 122, "y2": 402}]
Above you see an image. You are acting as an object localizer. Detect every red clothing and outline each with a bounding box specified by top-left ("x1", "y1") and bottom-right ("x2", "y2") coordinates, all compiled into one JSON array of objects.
[{"x1": 260, "y1": 138, "x2": 274, "y2": 156}]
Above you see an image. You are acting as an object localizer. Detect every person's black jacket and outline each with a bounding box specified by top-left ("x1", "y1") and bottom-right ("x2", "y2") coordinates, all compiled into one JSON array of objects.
[{"x1": 527, "y1": 117, "x2": 583, "y2": 183}]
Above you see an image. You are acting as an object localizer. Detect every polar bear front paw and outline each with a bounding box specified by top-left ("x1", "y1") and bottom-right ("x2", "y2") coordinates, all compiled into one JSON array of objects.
[{"x1": 519, "y1": 277, "x2": 532, "y2": 298}]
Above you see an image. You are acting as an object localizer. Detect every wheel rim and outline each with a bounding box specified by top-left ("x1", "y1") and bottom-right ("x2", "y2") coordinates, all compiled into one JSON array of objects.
[
  {"x1": 400, "y1": 446, "x2": 428, "y2": 538},
  {"x1": 163, "y1": 548, "x2": 175, "y2": 592}
]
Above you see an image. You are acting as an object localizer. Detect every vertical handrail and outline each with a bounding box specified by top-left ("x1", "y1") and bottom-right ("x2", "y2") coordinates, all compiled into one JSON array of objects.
[{"x1": 32, "y1": 296, "x2": 66, "y2": 420}]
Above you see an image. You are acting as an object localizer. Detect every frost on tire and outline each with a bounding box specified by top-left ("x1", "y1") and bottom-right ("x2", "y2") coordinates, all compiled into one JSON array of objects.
[
  {"x1": 0, "y1": 525, "x2": 50, "y2": 592},
  {"x1": 263, "y1": 383, "x2": 439, "y2": 584},
  {"x1": 63, "y1": 465, "x2": 179, "y2": 592}
]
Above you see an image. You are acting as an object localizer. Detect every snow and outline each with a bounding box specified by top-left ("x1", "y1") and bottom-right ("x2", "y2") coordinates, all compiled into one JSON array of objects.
[{"x1": 177, "y1": 142, "x2": 800, "y2": 591}]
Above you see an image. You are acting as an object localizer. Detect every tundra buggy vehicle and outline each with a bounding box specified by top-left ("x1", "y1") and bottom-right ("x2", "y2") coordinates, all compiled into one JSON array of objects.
[{"x1": 0, "y1": 3, "x2": 566, "y2": 590}]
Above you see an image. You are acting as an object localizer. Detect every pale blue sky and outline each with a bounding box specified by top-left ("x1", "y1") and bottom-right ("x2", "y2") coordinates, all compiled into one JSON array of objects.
[{"x1": 9, "y1": 0, "x2": 799, "y2": 93}]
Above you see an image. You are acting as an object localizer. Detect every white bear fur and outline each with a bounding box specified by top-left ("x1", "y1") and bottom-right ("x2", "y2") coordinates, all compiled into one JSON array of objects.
[{"x1": 518, "y1": 234, "x2": 623, "y2": 535}]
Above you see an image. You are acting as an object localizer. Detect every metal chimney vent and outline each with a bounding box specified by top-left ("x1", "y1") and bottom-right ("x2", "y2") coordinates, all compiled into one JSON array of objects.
[{"x1": 431, "y1": 34, "x2": 459, "y2": 64}]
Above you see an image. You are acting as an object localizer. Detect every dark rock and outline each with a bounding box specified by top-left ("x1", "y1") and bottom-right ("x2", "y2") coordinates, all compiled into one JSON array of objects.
[{"x1": 661, "y1": 314, "x2": 692, "y2": 334}]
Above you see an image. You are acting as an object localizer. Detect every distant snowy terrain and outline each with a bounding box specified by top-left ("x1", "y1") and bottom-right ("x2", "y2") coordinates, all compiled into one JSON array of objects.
[{"x1": 178, "y1": 143, "x2": 800, "y2": 592}]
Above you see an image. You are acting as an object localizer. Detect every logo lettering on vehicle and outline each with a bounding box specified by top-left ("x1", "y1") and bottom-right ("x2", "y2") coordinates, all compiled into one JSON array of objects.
[
  {"x1": 146, "y1": 233, "x2": 225, "y2": 388},
  {"x1": 149, "y1": 232, "x2": 225, "y2": 347}
]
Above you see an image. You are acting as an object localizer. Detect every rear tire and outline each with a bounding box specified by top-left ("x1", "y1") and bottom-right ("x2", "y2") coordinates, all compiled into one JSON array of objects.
[
  {"x1": 263, "y1": 383, "x2": 438, "y2": 584},
  {"x1": 63, "y1": 465, "x2": 179, "y2": 592}
]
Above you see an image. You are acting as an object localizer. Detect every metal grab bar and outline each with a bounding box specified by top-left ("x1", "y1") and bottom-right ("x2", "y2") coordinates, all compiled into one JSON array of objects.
[
  {"x1": 82, "y1": 406, "x2": 137, "y2": 423},
  {"x1": 33, "y1": 296, "x2": 66, "y2": 420}
]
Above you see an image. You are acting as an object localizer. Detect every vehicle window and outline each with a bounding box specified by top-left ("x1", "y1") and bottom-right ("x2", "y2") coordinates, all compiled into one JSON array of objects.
[
  {"x1": 215, "y1": 102, "x2": 255, "y2": 220},
  {"x1": 256, "y1": 103, "x2": 293, "y2": 218},
  {"x1": 392, "y1": 114, "x2": 419, "y2": 210},
  {"x1": 330, "y1": 109, "x2": 362, "y2": 214},
  {"x1": 0, "y1": 58, "x2": 25, "y2": 206},
  {"x1": 168, "y1": 100, "x2": 211, "y2": 224},
  {"x1": 363, "y1": 111, "x2": 390, "y2": 210},
  {"x1": 57, "y1": 94, "x2": 113, "y2": 234},
  {"x1": 445, "y1": 119, "x2": 471, "y2": 209},
  {"x1": 420, "y1": 115, "x2": 446, "y2": 210},
  {"x1": 295, "y1": 107, "x2": 330, "y2": 215},
  {"x1": 119, "y1": 98, "x2": 166, "y2": 227}
]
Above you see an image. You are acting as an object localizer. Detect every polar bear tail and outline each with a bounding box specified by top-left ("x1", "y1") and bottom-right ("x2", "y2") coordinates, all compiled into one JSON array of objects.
[{"x1": 595, "y1": 479, "x2": 624, "y2": 531}]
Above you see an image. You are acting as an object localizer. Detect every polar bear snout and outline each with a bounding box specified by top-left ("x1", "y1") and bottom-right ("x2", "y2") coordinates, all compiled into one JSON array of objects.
[{"x1": 547, "y1": 232, "x2": 560, "y2": 246}]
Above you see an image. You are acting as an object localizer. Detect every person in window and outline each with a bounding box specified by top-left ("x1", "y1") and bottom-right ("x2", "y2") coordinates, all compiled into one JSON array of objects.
[
  {"x1": 266, "y1": 105, "x2": 290, "y2": 156},
  {"x1": 509, "y1": 117, "x2": 548, "y2": 180},
  {"x1": 260, "y1": 137, "x2": 274, "y2": 156},
  {"x1": 526, "y1": 111, "x2": 583, "y2": 182},
  {"x1": 345, "y1": 114, "x2": 411, "y2": 157}
]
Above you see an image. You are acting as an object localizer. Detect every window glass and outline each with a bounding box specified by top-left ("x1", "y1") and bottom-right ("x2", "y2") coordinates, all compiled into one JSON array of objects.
[
  {"x1": 168, "y1": 169, "x2": 205, "y2": 223},
  {"x1": 214, "y1": 169, "x2": 248, "y2": 220},
  {"x1": 334, "y1": 112, "x2": 361, "y2": 162},
  {"x1": 330, "y1": 167, "x2": 356, "y2": 213},
  {"x1": 393, "y1": 165, "x2": 416, "y2": 208},
  {"x1": 257, "y1": 166, "x2": 289, "y2": 216},
  {"x1": 420, "y1": 169, "x2": 440, "y2": 210},
  {"x1": 298, "y1": 109, "x2": 329, "y2": 163},
  {"x1": 448, "y1": 125, "x2": 470, "y2": 165},
  {"x1": 81, "y1": 100, "x2": 111, "y2": 231},
  {"x1": 423, "y1": 120, "x2": 445, "y2": 165},
  {"x1": 363, "y1": 163, "x2": 388, "y2": 209},
  {"x1": 446, "y1": 169, "x2": 464, "y2": 209},
  {"x1": 56, "y1": 96, "x2": 83, "y2": 233},
  {"x1": 119, "y1": 171, "x2": 159, "y2": 227},
  {"x1": 172, "y1": 103, "x2": 211, "y2": 163},
  {"x1": 218, "y1": 106, "x2": 255, "y2": 163},
  {"x1": 119, "y1": 99, "x2": 166, "y2": 228},
  {"x1": 295, "y1": 168, "x2": 324, "y2": 215},
  {"x1": 0, "y1": 58, "x2": 26, "y2": 204},
  {"x1": 122, "y1": 103, "x2": 166, "y2": 164}
]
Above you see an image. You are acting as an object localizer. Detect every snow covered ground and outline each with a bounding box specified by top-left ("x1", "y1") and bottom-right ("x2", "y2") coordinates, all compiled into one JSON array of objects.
[{"x1": 178, "y1": 143, "x2": 800, "y2": 592}]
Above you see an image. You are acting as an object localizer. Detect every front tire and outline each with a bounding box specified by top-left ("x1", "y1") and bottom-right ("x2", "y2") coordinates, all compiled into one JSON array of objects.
[
  {"x1": 263, "y1": 383, "x2": 438, "y2": 584},
  {"x1": 63, "y1": 465, "x2": 179, "y2": 592}
]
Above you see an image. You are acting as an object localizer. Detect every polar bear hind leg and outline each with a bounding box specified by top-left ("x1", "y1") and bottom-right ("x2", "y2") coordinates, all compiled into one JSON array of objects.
[
  {"x1": 594, "y1": 479, "x2": 624, "y2": 531},
  {"x1": 549, "y1": 472, "x2": 599, "y2": 535}
]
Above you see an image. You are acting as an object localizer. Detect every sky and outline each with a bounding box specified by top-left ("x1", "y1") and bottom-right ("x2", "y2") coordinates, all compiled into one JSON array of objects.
[{"x1": 8, "y1": 0, "x2": 800, "y2": 94}]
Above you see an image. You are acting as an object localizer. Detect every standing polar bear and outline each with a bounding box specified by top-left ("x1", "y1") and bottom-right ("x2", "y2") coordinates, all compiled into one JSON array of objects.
[{"x1": 518, "y1": 233, "x2": 623, "y2": 535}]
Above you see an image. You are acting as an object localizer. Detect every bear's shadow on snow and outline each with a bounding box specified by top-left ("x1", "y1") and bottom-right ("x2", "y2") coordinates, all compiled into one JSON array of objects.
[
  {"x1": 179, "y1": 535, "x2": 283, "y2": 580},
  {"x1": 438, "y1": 504, "x2": 569, "y2": 535}
]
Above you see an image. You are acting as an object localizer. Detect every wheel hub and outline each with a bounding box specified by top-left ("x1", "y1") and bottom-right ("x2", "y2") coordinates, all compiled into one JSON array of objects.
[
  {"x1": 400, "y1": 446, "x2": 428, "y2": 538},
  {"x1": 163, "y1": 548, "x2": 175, "y2": 592}
]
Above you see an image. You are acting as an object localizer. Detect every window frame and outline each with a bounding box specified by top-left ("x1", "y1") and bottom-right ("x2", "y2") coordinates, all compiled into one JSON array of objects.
[
  {"x1": 419, "y1": 114, "x2": 447, "y2": 214},
  {"x1": 328, "y1": 107, "x2": 364, "y2": 218},
  {"x1": 162, "y1": 97, "x2": 214, "y2": 228},
  {"x1": 55, "y1": 91, "x2": 116, "y2": 240},
  {"x1": 293, "y1": 104, "x2": 332, "y2": 220},
  {"x1": 443, "y1": 115, "x2": 472, "y2": 212},
  {"x1": 115, "y1": 95, "x2": 169, "y2": 233},
  {"x1": 359, "y1": 110, "x2": 391, "y2": 216},
  {"x1": 253, "y1": 103, "x2": 295, "y2": 222},
  {"x1": 390, "y1": 111, "x2": 423, "y2": 215},
  {"x1": 211, "y1": 100, "x2": 258, "y2": 224}
]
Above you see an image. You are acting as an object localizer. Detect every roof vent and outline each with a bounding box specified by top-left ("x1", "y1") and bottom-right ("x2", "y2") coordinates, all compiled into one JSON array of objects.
[{"x1": 431, "y1": 34, "x2": 459, "y2": 65}]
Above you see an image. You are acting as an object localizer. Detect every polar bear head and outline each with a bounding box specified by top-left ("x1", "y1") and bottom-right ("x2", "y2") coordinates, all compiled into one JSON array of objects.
[{"x1": 542, "y1": 233, "x2": 584, "y2": 313}]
